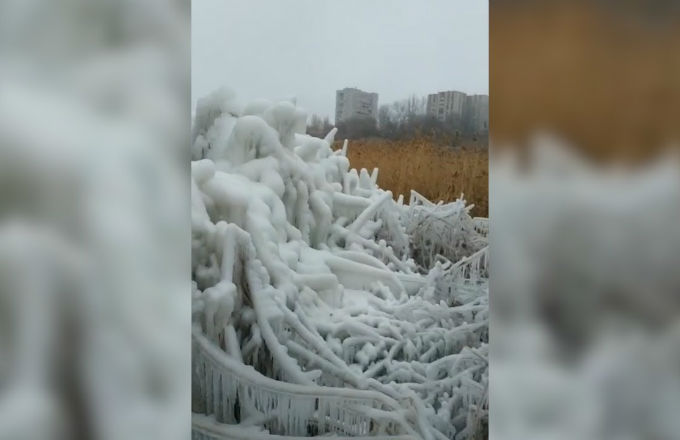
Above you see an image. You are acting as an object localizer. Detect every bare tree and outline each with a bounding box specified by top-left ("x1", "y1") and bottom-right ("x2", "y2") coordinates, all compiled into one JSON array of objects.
[
  {"x1": 336, "y1": 116, "x2": 378, "y2": 139},
  {"x1": 307, "y1": 114, "x2": 333, "y2": 137}
]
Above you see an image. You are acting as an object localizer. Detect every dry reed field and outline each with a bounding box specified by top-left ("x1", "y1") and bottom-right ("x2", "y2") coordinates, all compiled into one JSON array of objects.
[
  {"x1": 336, "y1": 138, "x2": 488, "y2": 217},
  {"x1": 491, "y1": 1, "x2": 680, "y2": 161}
]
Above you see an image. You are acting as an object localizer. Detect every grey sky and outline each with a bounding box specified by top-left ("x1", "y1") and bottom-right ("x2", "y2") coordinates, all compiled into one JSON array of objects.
[{"x1": 192, "y1": 0, "x2": 488, "y2": 123}]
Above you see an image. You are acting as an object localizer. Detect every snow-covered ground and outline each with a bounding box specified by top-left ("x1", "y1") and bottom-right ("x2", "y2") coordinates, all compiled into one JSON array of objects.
[{"x1": 191, "y1": 88, "x2": 489, "y2": 440}]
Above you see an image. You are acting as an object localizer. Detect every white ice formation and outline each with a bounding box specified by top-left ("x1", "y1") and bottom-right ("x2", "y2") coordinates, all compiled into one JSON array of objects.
[{"x1": 191, "y1": 88, "x2": 489, "y2": 440}]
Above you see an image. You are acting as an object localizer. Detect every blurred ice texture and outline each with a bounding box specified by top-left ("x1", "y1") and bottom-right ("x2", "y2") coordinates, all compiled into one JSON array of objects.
[
  {"x1": 490, "y1": 137, "x2": 680, "y2": 440},
  {"x1": 0, "y1": 1, "x2": 189, "y2": 440},
  {"x1": 490, "y1": 1, "x2": 680, "y2": 439}
]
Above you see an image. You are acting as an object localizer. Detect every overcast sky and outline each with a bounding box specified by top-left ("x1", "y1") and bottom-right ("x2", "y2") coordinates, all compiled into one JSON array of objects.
[{"x1": 192, "y1": 0, "x2": 488, "y2": 122}]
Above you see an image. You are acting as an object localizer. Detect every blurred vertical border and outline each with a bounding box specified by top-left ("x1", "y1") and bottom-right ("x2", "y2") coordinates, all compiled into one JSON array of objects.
[
  {"x1": 490, "y1": 0, "x2": 680, "y2": 439},
  {"x1": 0, "y1": 1, "x2": 190, "y2": 439}
]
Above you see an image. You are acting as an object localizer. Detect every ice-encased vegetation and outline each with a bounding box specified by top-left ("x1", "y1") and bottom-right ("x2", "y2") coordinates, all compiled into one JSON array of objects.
[{"x1": 191, "y1": 88, "x2": 489, "y2": 440}]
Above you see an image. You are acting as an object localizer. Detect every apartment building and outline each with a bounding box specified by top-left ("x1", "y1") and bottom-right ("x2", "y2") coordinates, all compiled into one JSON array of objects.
[
  {"x1": 426, "y1": 90, "x2": 467, "y2": 122},
  {"x1": 426, "y1": 90, "x2": 489, "y2": 133},
  {"x1": 463, "y1": 94, "x2": 489, "y2": 133},
  {"x1": 335, "y1": 87, "x2": 379, "y2": 123}
]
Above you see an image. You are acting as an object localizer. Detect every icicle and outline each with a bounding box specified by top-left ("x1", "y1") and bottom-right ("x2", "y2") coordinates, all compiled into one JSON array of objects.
[
  {"x1": 324, "y1": 127, "x2": 338, "y2": 145},
  {"x1": 370, "y1": 167, "x2": 379, "y2": 185}
]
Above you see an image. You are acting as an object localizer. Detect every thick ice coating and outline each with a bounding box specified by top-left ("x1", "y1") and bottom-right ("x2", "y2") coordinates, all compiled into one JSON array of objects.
[{"x1": 191, "y1": 88, "x2": 489, "y2": 440}]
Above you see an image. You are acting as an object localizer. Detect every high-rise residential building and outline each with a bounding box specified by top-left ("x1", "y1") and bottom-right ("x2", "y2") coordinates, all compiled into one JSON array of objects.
[
  {"x1": 463, "y1": 94, "x2": 489, "y2": 133},
  {"x1": 426, "y1": 90, "x2": 488, "y2": 133},
  {"x1": 335, "y1": 88, "x2": 379, "y2": 123},
  {"x1": 426, "y1": 90, "x2": 467, "y2": 122}
]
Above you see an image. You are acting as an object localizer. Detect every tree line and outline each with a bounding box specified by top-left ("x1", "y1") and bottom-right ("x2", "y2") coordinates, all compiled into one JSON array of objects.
[{"x1": 307, "y1": 95, "x2": 488, "y2": 147}]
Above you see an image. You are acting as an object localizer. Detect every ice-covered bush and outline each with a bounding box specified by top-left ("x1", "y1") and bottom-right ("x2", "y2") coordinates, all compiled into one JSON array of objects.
[{"x1": 191, "y1": 88, "x2": 488, "y2": 440}]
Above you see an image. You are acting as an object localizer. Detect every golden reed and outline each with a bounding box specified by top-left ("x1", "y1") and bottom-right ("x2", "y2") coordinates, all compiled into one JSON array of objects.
[{"x1": 336, "y1": 138, "x2": 488, "y2": 218}]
